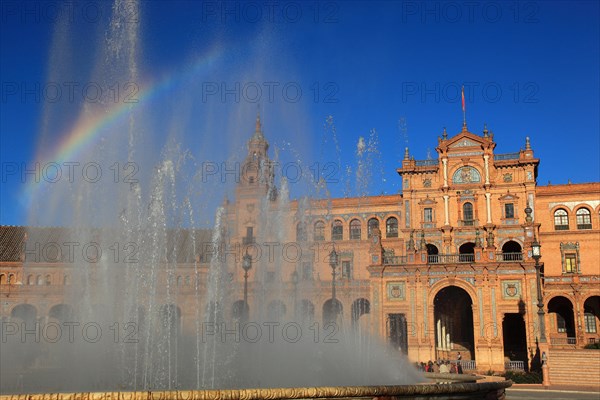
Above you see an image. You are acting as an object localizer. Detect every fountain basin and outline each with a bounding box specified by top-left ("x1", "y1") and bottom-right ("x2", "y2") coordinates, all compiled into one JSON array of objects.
[{"x1": 0, "y1": 380, "x2": 512, "y2": 400}]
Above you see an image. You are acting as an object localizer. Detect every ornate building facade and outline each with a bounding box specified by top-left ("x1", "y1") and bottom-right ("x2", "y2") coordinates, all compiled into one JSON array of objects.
[{"x1": 1, "y1": 116, "x2": 599, "y2": 374}]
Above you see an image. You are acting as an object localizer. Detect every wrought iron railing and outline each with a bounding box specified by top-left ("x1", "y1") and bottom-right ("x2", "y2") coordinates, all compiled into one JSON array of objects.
[
  {"x1": 494, "y1": 152, "x2": 520, "y2": 161},
  {"x1": 496, "y1": 252, "x2": 523, "y2": 262},
  {"x1": 415, "y1": 159, "x2": 438, "y2": 167},
  {"x1": 453, "y1": 360, "x2": 476, "y2": 370},
  {"x1": 505, "y1": 361, "x2": 525, "y2": 371},
  {"x1": 242, "y1": 236, "x2": 255, "y2": 245},
  {"x1": 577, "y1": 223, "x2": 592, "y2": 230},
  {"x1": 458, "y1": 219, "x2": 477, "y2": 227},
  {"x1": 550, "y1": 336, "x2": 577, "y2": 345},
  {"x1": 428, "y1": 254, "x2": 474, "y2": 264}
]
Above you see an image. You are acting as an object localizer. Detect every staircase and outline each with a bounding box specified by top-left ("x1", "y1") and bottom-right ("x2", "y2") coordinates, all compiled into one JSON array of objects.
[{"x1": 548, "y1": 349, "x2": 600, "y2": 387}]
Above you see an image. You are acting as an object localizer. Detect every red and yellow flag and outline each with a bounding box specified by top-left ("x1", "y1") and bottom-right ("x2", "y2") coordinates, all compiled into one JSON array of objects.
[{"x1": 461, "y1": 86, "x2": 465, "y2": 113}]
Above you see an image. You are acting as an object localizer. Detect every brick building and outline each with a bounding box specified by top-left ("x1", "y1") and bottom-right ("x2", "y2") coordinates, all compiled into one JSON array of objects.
[{"x1": 1, "y1": 116, "x2": 599, "y2": 375}]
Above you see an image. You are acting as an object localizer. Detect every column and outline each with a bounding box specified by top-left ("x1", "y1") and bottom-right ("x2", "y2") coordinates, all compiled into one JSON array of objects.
[
  {"x1": 437, "y1": 319, "x2": 442, "y2": 349},
  {"x1": 442, "y1": 323, "x2": 447, "y2": 350},
  {"x1": 485, "y1": 192, "x2": 492, "y2": 224},
  {"x1": 443, "y1": 195, "x2": 449, "y2": 225},
  {"x1": 442, "y1": 158, "x2": 448, "y2": 187},
  {"x1": 483, "y1": 154, "x2": 490, "y2": 185}
]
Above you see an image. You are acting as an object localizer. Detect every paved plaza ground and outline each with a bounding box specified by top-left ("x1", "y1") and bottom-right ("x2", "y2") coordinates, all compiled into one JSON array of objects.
[{"x1": 507, "y1": 384, "x2": 600, "y2": 399}]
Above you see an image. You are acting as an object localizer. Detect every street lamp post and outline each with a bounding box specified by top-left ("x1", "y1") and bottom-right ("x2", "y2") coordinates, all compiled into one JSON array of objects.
[
  {"x1": 329, "y1": 245, "x2": 339, "y2": 320},
  {"x1": 291, "y1": 270, "x2": 299, "y2": 320},
  {"x1": 242, "y1": 250, "x2": 252, "y2": 321},
  {"x1": 531, "y1": 238, "x2": 546, "y2": 343}
]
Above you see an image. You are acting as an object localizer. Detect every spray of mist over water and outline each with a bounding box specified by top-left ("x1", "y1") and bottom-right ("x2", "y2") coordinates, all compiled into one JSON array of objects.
[{"x1": 3, "y1": 0, "x2": 422, "y2": 393}]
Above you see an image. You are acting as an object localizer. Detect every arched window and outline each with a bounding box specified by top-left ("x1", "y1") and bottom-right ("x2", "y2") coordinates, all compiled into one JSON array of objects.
[
  {"x1": 8, "y1": 274, "x2": 14, "y2": 284},
  {"x1": 314, "y1": 221, "x2": 325, "y2": 241},
  {"x1": 0, "y1": 274, "x2": 5, "y2": 285},
  {"x1": 63, "y1": 275, "x2": 70, "y2": 285},
  {"x1": 332, "y1": 220, "x2": 343, "y2": 241},
  {"x1": 554, "y1": 209, "x2": 569, "y2": 230},
  {"x1": 367, "y1": 218, "x2": 379, "y2": 238},
  {"x1": 45, "y1": 274, "x2": 51, "y2": 285},
  {"x1": 36, "y1": 275, "x2": 43, "y2": 285},
  {"x1": 350, "y1": 219, "x2": 361, "y2": 240},
  {"x1": 28, "y1": 275, "x2": 35, "y2": 285},
  {"x1": 296, "y1": 222, "x2": 307, "y2": 242},
  {"x1": 576, "y1": 208, "x2": 592, "y2": 229},
  {"x1": 386, "y1": 217, "x2": 398, "y2": 238},
  {"x1": 176, "y1": 276, "x2": 183, "y2": 286},
  {"x1": 462, "y1": 202, "x2": 474, "y2": 225}
]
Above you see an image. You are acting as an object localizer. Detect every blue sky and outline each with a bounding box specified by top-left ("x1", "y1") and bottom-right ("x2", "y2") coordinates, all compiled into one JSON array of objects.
[{"x1": 1, "y1": 1, "x2": 599, "y2": 226}]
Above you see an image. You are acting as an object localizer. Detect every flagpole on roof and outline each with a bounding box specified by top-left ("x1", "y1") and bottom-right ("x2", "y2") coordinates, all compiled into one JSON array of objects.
[{"x1": 461, "y1": 85, "x2": 467, "y2": 131}]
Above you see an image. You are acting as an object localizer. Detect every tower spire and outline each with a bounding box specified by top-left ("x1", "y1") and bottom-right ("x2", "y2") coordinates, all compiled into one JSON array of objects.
[
  {"x1": 252, "y1": 107, "x2": 264, "y2": 140},
  {"x1": 256, "y1": 108, "x2": 261, "y2": 133}
]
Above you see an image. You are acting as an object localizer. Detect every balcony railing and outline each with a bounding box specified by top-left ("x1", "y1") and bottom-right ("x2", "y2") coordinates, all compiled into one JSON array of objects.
[
  {"x1": 550, "y1": 336, "x2": 577, "y2": 346},
  {"x1": 577, "y1": 223, "x2": 592, "y2": 230},
  {"x1": 428, "y1": 254, "x2": 474, "y2": 264},
  {"x1": 494, "y1": 152, "x2": 520, "y2": 161},
  {"x1": 554, "y1": 224, "x2": 569, "y2": 231},
  {"x1": 458, "y1": 219, "x2": 478, "y2": 227},
  {"x1": 453, "y1": 360, "x2": 476, "y2": 370},
  {"x1": 496, "y1": 252, "x2": 523, "y2": 262},
  {"x1": 242, "y1": 236, "x2": 255, "y2": 245},
  {"x1": 505, "y1": 361, "x2": 525, "y2": 371},
  {"x1": 415, "y1": 159, "x2": 438, "y2": 167},
  {"x1": 383, "y1": 255, "x2": 407, "y2": 265},
  {"x1": 332, "y1": 233, "x2": 343, "y2": 241}
]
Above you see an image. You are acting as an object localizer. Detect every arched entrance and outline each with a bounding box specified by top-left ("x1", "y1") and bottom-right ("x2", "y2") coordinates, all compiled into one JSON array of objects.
[
  {"x1": 206, "y1": 301, "x2": 224, "y2": 324},
  {"x1": 434, "y1": 286, "x2": 475, "y2": 360},
  {"x1": 386, "y1": 314, "x2": 408, "y2": 355},
  {"x1": 267, "y1": 300, "x2": 286, "y2": 321},
  {"x1": 160, "y1": 304, "x2": 181, "y2": 336},
  {"x1": 502, "y1": 313, "x2": 528, "y2": 370},
  {"x1": 10, "y1": 304, "x2": 39, "y2": 367},
  {"x1": 49, "y1": 303, "x2": 74, "y2": 322},
  {"x1": 351, "y1": 298, "x2": 370, "y2": 329},
  {"x1": 11, "y1": 304, "x2": 37, "y2": 327},
  {"x1": 300, "y1": 300, "x2": 315, "y2": 324},
  {"x1": 232, "y1": 300, "x2": 249, "y2": 322},
  {"x1": 547, "y1": 296, "x2": 576, "y2": 344},
  {"x1": 583, "y1": 296, "x2": 599, "y2": 339},
  {"x1": 322, "y1": 298, "x2": 343, "y2": 325}
]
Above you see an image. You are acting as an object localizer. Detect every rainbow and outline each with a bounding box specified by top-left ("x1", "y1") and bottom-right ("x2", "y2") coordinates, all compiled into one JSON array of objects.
[{"x1": 24, "y1": 46, "x2": 224, "y2": 202}]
